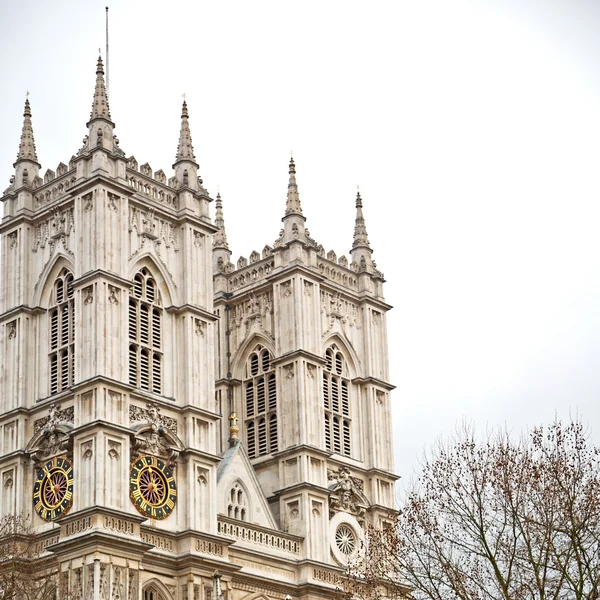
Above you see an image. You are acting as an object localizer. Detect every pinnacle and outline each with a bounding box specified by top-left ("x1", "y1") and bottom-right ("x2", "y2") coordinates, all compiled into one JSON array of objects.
[
  {"x1": 88, "y1": 55, "x2": 112, "y2": 124},
  {"x1": 352, "y1": 190, "x2": 371, "y2": 250},
  {"x1": 174, "y1": 100, "x2": 197, "y2": 165},
  {"x1": 284, "y1": 157, "x2": 303, "y2": 217},
  {"x1": 14, "y1": 96, "x2": 39, "y2": 165},
  {"x1": 214, "y1": 192, "x2": 230, "y2": 250}
]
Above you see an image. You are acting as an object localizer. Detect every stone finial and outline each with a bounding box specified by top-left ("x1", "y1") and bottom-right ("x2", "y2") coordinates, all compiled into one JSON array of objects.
[
  {"x1": 213, "y1": 192, "x2": 229, "y2": 250},
  {"x1": 284, "y1": 157, "x2": 303, "y2": 217},
  {"x1": 352, "y1": 190, "x2": 371, "y2": 250},
  {"x1": 88, "y1": 56, "x2": 113, "y2": 124},
  {"x1": 174, "y1": 100, "x2": 198, "y2": 166},
  {"x1": 14, "y1": 97, "x2": 40, "y2": 166},
  {"x1": 229, "y1": 412, "x2": 239, "y2": 444}
]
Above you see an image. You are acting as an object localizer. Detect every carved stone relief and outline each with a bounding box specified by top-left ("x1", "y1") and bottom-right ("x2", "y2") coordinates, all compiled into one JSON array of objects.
[
  {"x1": 7, "y1": 321, "x2": 16, "y2": 340},
  {"x1": 129, "y1": 402, "x2": 177, "y2": 434},
  {"x1": 327, "y1": 466, "x2": 369, "y2": 522}
]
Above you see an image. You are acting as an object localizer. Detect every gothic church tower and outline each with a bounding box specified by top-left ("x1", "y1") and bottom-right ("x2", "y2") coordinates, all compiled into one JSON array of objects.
[{"x1": 0, "y1": 57, "x2": 397, "y2": 600}]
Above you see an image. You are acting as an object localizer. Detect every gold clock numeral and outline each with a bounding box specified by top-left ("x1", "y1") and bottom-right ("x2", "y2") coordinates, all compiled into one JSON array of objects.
[{"x1": 165, "y1": 498, "x2": 175, "y2": 511}]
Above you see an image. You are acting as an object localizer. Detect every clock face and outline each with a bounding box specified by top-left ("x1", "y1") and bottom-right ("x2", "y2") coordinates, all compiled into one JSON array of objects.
[
  {"x1": 33, "y1": 456, "x2": 74, "y2": 522},
  {"x1": 129, "y1": 455, "x2": 177, "y2": 520}
]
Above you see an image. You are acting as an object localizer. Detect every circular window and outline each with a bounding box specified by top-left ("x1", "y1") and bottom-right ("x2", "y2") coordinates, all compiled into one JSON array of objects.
[{"x1": 335, "y1": 524, "x2": 357, "y2": 555}]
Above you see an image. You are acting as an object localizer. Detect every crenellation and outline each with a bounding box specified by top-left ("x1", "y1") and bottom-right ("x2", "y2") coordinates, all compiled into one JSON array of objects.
[
  {"x1": 33, "y1": 168, "x2": 77, "y2": 208},
  {"x1": 229, "y1": 258, "x2": 275, "y2": 292},
  {"x1": 43, "y1": 169, "x2": 55, "y2": 184}
]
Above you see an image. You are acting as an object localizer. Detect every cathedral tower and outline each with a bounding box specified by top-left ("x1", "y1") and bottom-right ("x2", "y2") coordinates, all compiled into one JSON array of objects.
[{"x1": 0, "y1": 56, "x2": 397, "y2": 600}]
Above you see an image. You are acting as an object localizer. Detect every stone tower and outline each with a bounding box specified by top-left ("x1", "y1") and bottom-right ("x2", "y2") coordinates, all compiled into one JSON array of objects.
[{"x1": 0, "y1": 57, "x2": 397, "y2": 600}]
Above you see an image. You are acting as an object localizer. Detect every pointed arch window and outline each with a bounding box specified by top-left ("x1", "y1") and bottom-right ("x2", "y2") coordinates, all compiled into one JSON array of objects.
[
  {"x1": 244, "y1": 346, "x2": 277, "y2": 458},
  {"x1": 227, "y1": 481, "x2": 248, "y2": 521},
  {"x1": 49, "y1": 269, "x2": 75, "y2": 395},
  {"x1": 129, "y1": 269, "x2": 163, "y2": 393},
  {"x1": 323, "y1": 345, "x2": 351, "y2": 457}
]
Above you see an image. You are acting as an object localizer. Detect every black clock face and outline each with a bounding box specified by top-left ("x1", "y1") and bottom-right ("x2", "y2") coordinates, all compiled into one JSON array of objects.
[
  {"x1": 33, "y1": 456, "x2": 74, "y2": 522},
  {"x1": 129, "y1": 455, "x2": 177, "y2": 520}
]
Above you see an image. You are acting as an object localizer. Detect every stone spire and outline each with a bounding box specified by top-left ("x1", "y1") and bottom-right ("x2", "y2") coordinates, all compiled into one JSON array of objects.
[
  {"x1": 352, "y1": 190, "x2": 371, "y2": 250},
  {"x1": 285, "y1": 157, "x2": 303, "y2": 216},
  {"x1": 213, "y1": 192, "x2": 229, "y2": 250},
  {"x1": 174, "y1": 100, "x2": 198, "y2": 166},
  {"x1": 88, "y1": 56, "x2": 112, "y2": 125},
  {"x1": 14, "y1": 97, "x2": 40, "y2": 166}
]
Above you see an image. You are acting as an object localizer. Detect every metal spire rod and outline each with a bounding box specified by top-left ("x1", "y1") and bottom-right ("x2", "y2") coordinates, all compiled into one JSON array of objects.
[{"x1": 105, "y1": 7, "x2": 109, "y2": 95}]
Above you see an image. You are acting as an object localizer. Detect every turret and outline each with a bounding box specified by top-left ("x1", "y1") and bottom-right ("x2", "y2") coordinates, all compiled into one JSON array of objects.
[
  {"x1": 172, "y1": 100, "x2": 199, "y2": 191},
  {"x1": 213, "y1": 192, "x2": 232, "y2": 275},
  {"x1": 13, "y1": 97, "x2": 40, "y2": 190},
  {"x1": 350, "y1": 190, "x2": 373, "y2": 272},
  {"x1": 279, "y1": 157, "x2": 307, "y2": 244},
  {"x1": 85, "y1": 56, "x2": 116, "y2": 153}
]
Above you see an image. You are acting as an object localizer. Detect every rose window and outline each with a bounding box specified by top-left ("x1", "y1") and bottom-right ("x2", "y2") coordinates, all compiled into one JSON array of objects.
[{"x1": 335, "y1": 524, "x2": 357, "y2": 555}]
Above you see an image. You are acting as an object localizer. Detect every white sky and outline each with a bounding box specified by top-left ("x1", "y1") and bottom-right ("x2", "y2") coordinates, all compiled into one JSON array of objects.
[{"x1": 1, "y1": 1, "x2": 599, "y2": 490}]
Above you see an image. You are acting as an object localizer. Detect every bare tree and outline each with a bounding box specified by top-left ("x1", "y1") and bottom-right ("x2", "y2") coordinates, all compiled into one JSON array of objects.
[
  {"x1": 345, "y1": 420, "x2": 600, "y2": 600},
  {"x1": 0, "y1": 514, "x2": 58, "y2": 600}
]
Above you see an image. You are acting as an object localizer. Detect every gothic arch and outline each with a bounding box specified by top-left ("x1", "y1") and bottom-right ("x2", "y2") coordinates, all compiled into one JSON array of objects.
[
  {"x1": 129, "y1": 254, "x2": 177, "y2": 307},
  {"x1": 231, "y1": 334, "x2": 276, "y2": 380},
  {"x1": 321, "y1": 332, "x2": 362, "y2": 379},
  {"x1": 141, "y1": 578, "x2": 173, "y2": 600},
  {"x1": 33, "y1": 253, "x2": 75, "y2": 307},
  {"x1": 221, "y1": 477, "x2": 251, "y2": 521}
]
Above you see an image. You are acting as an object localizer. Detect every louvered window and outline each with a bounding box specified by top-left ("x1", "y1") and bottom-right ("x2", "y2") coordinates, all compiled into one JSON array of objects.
[
  {"x1": 128, "y1": 269, "x2": 163, "y2": 393},
  {"x1": 244, "y1": 346, "x2": 278, "y2": 458},
  {"x1": 49, "y1": 269, "x2": 75, "y2": 395},
  {"x1": 323, "y1": 345, "x2": 352, "y2": 457}
]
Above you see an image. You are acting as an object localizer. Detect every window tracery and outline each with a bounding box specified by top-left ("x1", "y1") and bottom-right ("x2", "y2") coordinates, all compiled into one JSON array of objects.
[
  {"x1": 323, "y1": 345, "x2": 351, "y2": 456},
  {"x1": 129, "y1": 269, "x2": 162, "y2": 393},
  {"x1": 49, "y1": 268, "x2": 75, "y2": 395},
  {"x1": 227, "y1": 481, "x2": 248, "y2": 521},
  {"x1": 244, "y1": 345, "x2": 277, "y2": 458}
]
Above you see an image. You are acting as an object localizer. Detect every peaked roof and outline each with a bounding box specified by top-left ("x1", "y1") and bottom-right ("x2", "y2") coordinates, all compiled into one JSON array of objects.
[
  {"x1": 352, "y1": 190, "x2": 371, "y2": 250},
  {"x1": 217, "y1": 441, "x2": 278, "y2": 530},
  {"x1": 14, "y1": 97, "x2": 39, "y2": 166},
  {"x1": 174, "y1": 100, "x2": 198, "y2": 166},
  {"x1": 284, "y1": 157, "x2": 303, "y2": 217},
  {"x1": 88, "y1": 56, "x2": 113, "y2": 125},
  {"x1": 213, "y1": 192, "x2": 230, "y2": 250}
]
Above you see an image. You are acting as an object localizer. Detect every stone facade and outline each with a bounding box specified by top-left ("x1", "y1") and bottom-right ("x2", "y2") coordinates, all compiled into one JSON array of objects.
[{"x1": 0, "y1": 57, "x2": 397, "y2": 600}]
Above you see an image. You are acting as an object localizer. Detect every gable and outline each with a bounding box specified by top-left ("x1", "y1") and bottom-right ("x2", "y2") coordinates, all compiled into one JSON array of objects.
[{"x1": 217, "y1": 442, "x2": 277, "y2": 529}]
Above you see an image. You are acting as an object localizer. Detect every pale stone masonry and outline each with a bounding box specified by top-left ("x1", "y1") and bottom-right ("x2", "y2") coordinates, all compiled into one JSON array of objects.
[{"x1": 0, "y1": 56, "x2": 397, "y2": 600}]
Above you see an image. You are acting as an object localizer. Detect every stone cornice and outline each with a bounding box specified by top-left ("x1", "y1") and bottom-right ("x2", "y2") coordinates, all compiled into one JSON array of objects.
[
  {"x1": 67, "y1": 172, "x2": 134, "y2": 197},
  {"x1": 0, "y1": 304, "x2": 45, "y2": 322},
  {"x1": 351, "y1": 376, "x2": 395, "y2": 391},
  {"x1": 271, "y1": 349, "x2": 327, "y2": 367},
  {"x1": 165, "y1": 303, "x2": 218, "y2": 322},
  {"x1": 266, "y1": 263, "x2": 324, "y2": 285},
  {"x1": 270, "y1": 481, "x2": 331, "y2": 498},
  {"x1": 72, "y1": 269, "x2": 133, "y2": 289}
]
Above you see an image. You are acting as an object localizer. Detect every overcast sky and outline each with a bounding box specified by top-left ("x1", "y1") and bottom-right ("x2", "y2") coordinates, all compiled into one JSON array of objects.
[{"x1": 1, "y1": 1, "x2": 599, "y2": 490}]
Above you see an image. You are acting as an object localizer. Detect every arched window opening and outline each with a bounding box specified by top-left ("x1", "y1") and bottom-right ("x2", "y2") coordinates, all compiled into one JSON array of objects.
[
  {"x1": 227, "y1": 482, "x2": 248, "y2": 522},
  {"x1": 244, "y1": 345, "x2": 278, "y2": 458},
  {"x1": 129, "y1": 268, "x2": 163, "y2": 393},
  {"x1": 323, "y1": 344, "x2": 352, "y2": 457},
  {"x1": 49, "y1": 269, "x2": 74, "y2": 395}
]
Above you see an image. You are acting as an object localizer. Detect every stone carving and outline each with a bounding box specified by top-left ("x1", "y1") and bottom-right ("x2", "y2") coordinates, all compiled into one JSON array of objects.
[
  {"x1": 107, "y1": 192, "x2": 118, "y2": 211},
  {"x1": 83, "y1": 192, "x2": 93, "y2": 211},
  {"x1": 306, "y1": 364, "x2": 315, "y2": 379},
  {"x1": 112, "y1": 566, "x2": 123, "y2": 600},
  {"x1": 34, "y1": 404, "x2": 74, "y2": 432},
  {"x1": 197, "y1": 467, "x2": 208, "y2": 485},
  {"x1": 83, "y1": 286, "x2": 94, "y2": 304},
  {"x1": 3, "y1": 472, "x2": 14, "y2": 489},
  {"x1": 195, "y1": 319, "x2": 206, "y2": 337},
  {"x1": 32, "y1": 206, "x2": 74, "y2": 255},
  {"x1": 129, "y1": 402, "x2": 177, "y2": 434},
  {"x1": 321, "y1": 291, "x2": 361, "y2": 333},
  {"x1": 284, "y1": 365, "x2": 294, "y2": 379},
  {"x1": 73, "y1": 567, "x2": 83, "y2": 600},
  {"x1": 194, "y1": 231, "x2": 203, "y2": 247},
  {"x1": 128, "y1": 570, "x2": 138, "y2": 600},
  {"x1": 7, "y1": 321, "x2": 16, "y2": 340},
  {"x1": 304, "y1": 281, "x2": 313, "y2": 296},
  {"x1": 281, "y1": 281, "x2": 292, "y2": 298},
  {"x1": 8, "y1": 232, "x2": 17, "y2": 249},
  {"x1": 108, "y1": 441, "x2": 120, "y2": 460},
  {"x1": 130, "y1": 404, "x2": 180, "y2": 466},
  {"x1": 82, "y1": 441, "x2": 93, "y2": 460},
  {"x1": 86, "y1": 564, "x2": 94, "y2": 600},
  {"x1": 108, "y1": 286, "x2": 120, "y2": 305},
  {"x1": 376, "y1": 390, "x2": 385, "y2": 404},
  {"x1": 327, "y1": 466, "x2": 368, "y2": 522},
  {"x1": 99, "y1": 564, "x2": 108, "y2": 600}
]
